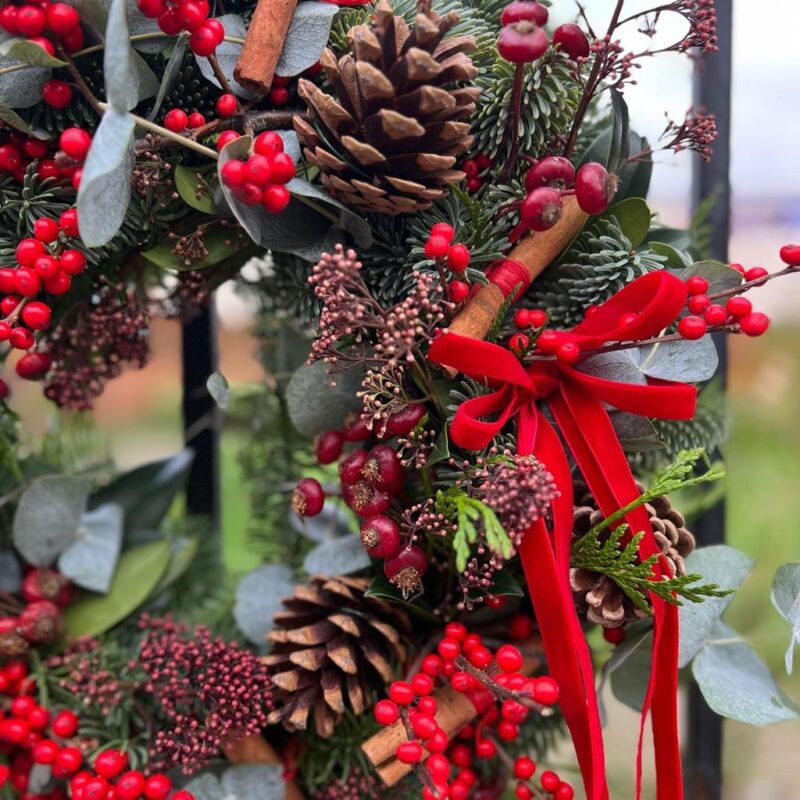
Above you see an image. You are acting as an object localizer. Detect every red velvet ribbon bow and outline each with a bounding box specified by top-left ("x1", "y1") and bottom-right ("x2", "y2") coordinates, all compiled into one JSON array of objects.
[{"x1": 428, "y1": 271, "x2": 697, "y2": 800}]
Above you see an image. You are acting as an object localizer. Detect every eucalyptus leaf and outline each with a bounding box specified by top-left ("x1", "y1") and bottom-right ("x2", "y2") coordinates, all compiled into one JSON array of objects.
[
  {"x1": 195, "y1": 15, "x2": 256, "y2": 99},
  {"x1": 278, "y1": 129, "x2": 301, "y2": 163},
  {"x1": 679, "y1": 260, "x2": 743, "y2": 295},
  {"x1": 285, "y1": 361, "x2": 363, "y2": 437},
  {"x1": 13, "y1": 477, "x2": 90, "y2": 566},
  {"x1": 183, "y1": 774, "x2": 226, "y2": 800},
  {"x1": 290, "y1": 502, "x2": 353, "y2": 543},
  {"x1": 577, "y1": 349, "x2": 644, "y2": 386},
  {"x1": 174, "y1": 164, "x2": 217, "y2": 214},
  {"x1": 692, "y1": 620, "x2": 800, "y2": 725},
  {"x1": 64, "y1": 539, "x2": 172, "y2": 637},
  {"x1": 0, "y1": 102, "x2": 39, "y2": 135},
  {"x1": 649, "y1": 241, "x2": 691, "y2": 268},
  {"x1": 638, "y1": 335, "x2": 718, "y2": 383},
  {"x1": 70, "y1": 0, "x2": 109, "y2": 36},
  {"x1": 609, "y1": 411, "x2": 663, "y2": 453},
  {"x1": 207, "y1": 371, "x2": 230, "y2": 409},
  {"x1": 221, "y1": 764, "x2": 285, "y2": 800},
  {"x1": 771, "y1": 563, "x2": 800, "y2": 675},
  {"x1": 77, "y1": 109, "x2": 135, "y2": 247},
  {"x1": 90, "y1": 449, "x2": 194, "y2": 539},
  {"x1": 147, "y1": 33, "x2": 187, "y2": 120},
  {"x1": 678, "y1": 545, "x2": 754, "y2": 667},
  {"x1": 607, "y1": 624, "x2": 653, "y2": 713},
  {"x1": 0, "y1": 58, "x2": 49, "y2": 107},
  {"x1": 275, "y1": 2, "x2": 337, "y2": 77},
  {"x1": 105, "y1": 0, "x2": 137, "y2": 110},
  {"x1": 234, "y1": 564, "x2": 295, "y2": 645},
  {"x1": 58, "y1": 503, "x2": 124, "y2": 593},
  {"x1": 0, "y1": 551, "x2": 22, "y2": 593},
  {"x1": 303, "y1": 534, "x2": 370, "y2": 576},
  {"x1": 27, "y1": 764, "x2": 53, "y2": 795},
  {"x1": 0, "y1": 38, "x2": 66, "y2": 67}
]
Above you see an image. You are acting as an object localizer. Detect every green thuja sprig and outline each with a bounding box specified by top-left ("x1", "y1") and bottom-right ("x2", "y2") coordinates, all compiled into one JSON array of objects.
[{"x1": 571, "y1": 449, "x2": 729, "y2": 611}]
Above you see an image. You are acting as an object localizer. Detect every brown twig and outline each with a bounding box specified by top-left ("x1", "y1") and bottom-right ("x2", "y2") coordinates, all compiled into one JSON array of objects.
[
  {"x1": 58, "y1": 47, "x2": 103, "y2": 115},
  {"x1": 207, "y1": 53, "x2": 235, "y2": 96}
]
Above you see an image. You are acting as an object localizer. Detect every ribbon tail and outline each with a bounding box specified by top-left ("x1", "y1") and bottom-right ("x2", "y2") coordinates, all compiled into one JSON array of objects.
[{"x1": 550, "y1": 382, "x2": 683, "y2": 800}]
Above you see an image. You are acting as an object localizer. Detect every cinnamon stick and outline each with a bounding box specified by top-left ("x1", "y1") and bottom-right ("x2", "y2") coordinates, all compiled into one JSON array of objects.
[
  {"x1": 223, "y1": 733, "x2": 305, "y2": 800},
  {"x1": 362, "y1": 637, "x2": 544, "y2": 786},
  {"x1": 449, "y1": 196, "x2": 588, "y2": 342},
  {"x1": 234, "y1": 0, "x2": 298, "y2": 93}
]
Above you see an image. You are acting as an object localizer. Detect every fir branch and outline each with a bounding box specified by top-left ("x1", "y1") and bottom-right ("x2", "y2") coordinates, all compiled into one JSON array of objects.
[{"x1": 487, "y1": 282, "x2": 522, "y2": 343}]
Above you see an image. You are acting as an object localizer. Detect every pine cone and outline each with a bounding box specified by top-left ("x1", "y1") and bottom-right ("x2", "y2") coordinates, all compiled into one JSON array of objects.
[
  {"x1": 264, "y1": 575, "x2": 411, "y2": 737},
  {"x1": 570, "y1": 483, "x2": 696, "y2": 628},
  {"x1": 294, "y1": 0, "x2": 479, "y2": 215}
]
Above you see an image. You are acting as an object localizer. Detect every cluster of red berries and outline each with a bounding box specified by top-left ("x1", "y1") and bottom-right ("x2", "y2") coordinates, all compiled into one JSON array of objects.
[
  {"x1": 517, "y1": 158, "x2": 615, "y2": 236},
  {"x1": 135, "y1": 0, "x2": 223, "y2": 58},
  {"x1": 0, "y1": 568, "x2": 74, "y2": 657},
  {"x1": 219, "y1": 131, "x2": 295, "y2": 214},
  {"x1": 373, "y1": 625, "x2": 573, "y2": 800},
  {"x1": 162, "y1": 108, "x2": 209, "y2": 133},
  {"x1": 505, "y1": 306, "x2": 584, "y2": 365},
  {"x1": 423, "y1": 223, "x2": 472, "y2": 303},
  {"x1": 461, "y1": 153, "x2": 491, "y2": 194},
  {"x1": 0, "y1": 126, "x2": 90, "y2": 189},
  {"x1": 497, "y1": 1, "x2": 589, "y2": 64},
  {"x1": 0, "y1": 1, "x2": 84, "y2": 57}
]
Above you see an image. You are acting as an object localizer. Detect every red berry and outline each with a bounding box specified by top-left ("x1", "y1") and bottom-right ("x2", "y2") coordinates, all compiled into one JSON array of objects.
[
  {"x1": 540, "y1": 771, "x2": 560, "y2": 792},
  {"x1": 205, "y1": 17, "x2": 224, "y2": 43},
  {"x1": 291, "y1": 477, "x2": 324, "y2": 517},
  {"x1": 23, "y1": 137, "x2": 48, "y2": 159},
  {"x1": 33, "y1": 217, "x2": 60, "y2": 243},
  {"x1": 315, "y1": 429, "x2": 344, "y2": 464},
  {"x1": 94, "y1": 749, "x2": 127, "y2": 779},
  {"x1": 115, "y1": 771, "x2": 146, "y2": 800},
  {"x1": 725, "y1": 295, "x2": 752, "y2": 319},
  {"x1": 388, "y1": 680, "x2": 415, "y2": 705},
  {"x1": 421, "y1": 654, "x2": 443, "y2": 676},
  {"x1": 575, "y1": 162, "x2": 616, "y2": 214},
  {"x1": 360, "y1": 515, "x2": 401, "y2": 559},
  {"x1": 42, "y1": 78, "x2": 73, "y2": 108},
  {"x1": 371, "y1": 697, "x2": 399, "y2": 725},
  {"x1": 385, "y1": 403, "x2": 426, "y2": 437},
  {"x1": 424, "y1": 234, "x2": 450, "y2": 260},
  {"x1": 190, "y1": 23, "x2": 217, "y2": 56},
  {"x1": 450, "y1": 671, "x2": 471, "y2": 692},
  {"x1": 163, "y1": 109, "x2": 188, "y2": 132},
  {"x1": 501, "y1": 0, "x2": 548, "y2": 25},
  {"x1": 464, "y1": 159, "x2": 479, "y2": 178},
  {"x1": 429, "y1": 222, "x2": 455, "y2": 242},
  {"x1": 143, "y1": 774, "x2": 172, "y2": 800},
  {"x1": 173, "y1": 793, "x2": 195, "y2": 800},
  {"x1": 514, "y1": 756, "x2": 536, "y2": 780},
  {"x1": 32, "y1": 739, "x2": 60, "y2": 765},
  {"x1": 497, "y1": 719, "x2": 519, "y2": 741},
  {"x1": 177, "y1": 0, "x2": 208, "y2": 30},
  {"x1": 384, "y1": 545, "x2": 428, "y2": 597},
  {"x1": 363, "y1": 444, "x2": 402, "y2": 491},
  {"x1": 396, "y1": 741, "x2": 423, "y2": 764},
  {"x1": 15, "y1": 267, "x2": 41, "y2": 296},
  {"x1": 687, "y1": 294, "x2": 710, "y2": 314},
  {"x1": 418, "y1": 695, "x2": 437, "y2": 715},
  {"x1": 686, "y1": 275, "x2": 709, "y2": 295},
  {"x1": 703, "y1": 304, "x2": 727, "y2": 326},
  {"x1": 29, "y1": 34, "x2": 57, "y2": 56},
  {"x1": 27, "y1": 705, "x2": 51, "y2": 729},
  {"x1": 220, "y1": 159, "x2": 246, "y2": 188},
  {"x1": 1, "y1": 295, "x2": 20, "y2": 315},
  {"x1": 427, "y1": 754, "x2": 451, "y2": 783},
  {"x1": 553, "y1": 23, "x2": 590, "y2": 59},
  {"x1": 137, "y1": 0, "x2": 167, "y2": 16},
  {"x1": 44, "y1": 270, "x2": 71, "y2": 295},
  {"x1": 509, "y1": 332, "x2": 529, "y2": 355},
  {"x1": 411, "y1": 712, "x2": 438, "y2": 740},
  {"x1": 187, "y1": 111, "x2": 206, "y2": 128},
  {"x1": 262, "y1": 184, "x2": 290, "y2": 214},
  {"x1": 555, "y1": 783, "x2": 575, "y2": 800},
  {"x1": 339, "y1": 448, "x2": 368, "y2": 484},
  {"x1": 475, "y1": 738, "x2": 496, "y2": 759},
  {"x1": 461, "y1": 632, "x2": 482, "y2": 653},
  {"x1": 411, "y1": 672, "x2": 434, "y2": 696},
  {"x1": 444, "y1": 622, "x2": 467, "y2": 641},
  {"x1": 516, "y1": 784, "x2": 534, "y2": 800},
  {"x1": 513, "y1": 309, "x2": 530, "y2": 328},
  {"x1": 254, "y1": 131, "x2": 284, "y2": 156},
  {"x1": 437, "y1": 638, "x2": 460, "y2": 661},
  {"x1": 16, "y1": 351, "x2": 51, "y2": 379},
  {"x1": 525, "y1": 156, "x2": 575, "y2": 190},
  {"x1": 448, "y1": 280, "x2": 469, "y2": 302},
  {"x1": 533, "y1": 675, "x2": 559, "y2": 705},
  {"x1": 496, "y1": 644, "x2": 523, "y2": 673},
  {"x1": 344, "y1": 483, "x2": 390, "y2": 524},
  {"x1": 19, "y1": 599, "x2": 62, "y2": 643},
  {"x1": 59, "y1": 249, "x2": 87, "y2": 275},
  {"x1": 520, "y1": 186, "x2": 563, "y2": 231},
  {"x1": 779, "y1": 243, "x2": 800, "y2": 267},
  {"x1": 603, "y1": 626, "x2": 626, "y2": 645},
  {"x1": 0, "y1": 143, "x2": 21, "y2": 171},
  {"x1": 728, "y1": 262, "x2": 746, "y2": 276},
  {"x1": 59, "y1": 127, "x2": 92, "y2": 162},
  {"x1": 467, "y1": 646, "x2": 492, "y2": 669},
  {"x1": 556, "y1": 340, "x2": 581, "y2": 364},
  {"x1": 158, "y1": 7, "x2": 183, "y2": 33},
  {"x1": 16, "y1": 237, "x2": 46, "y2": 267},
  {"x1": 466, "y1": 176, "x2": 482, "y2": 193},
  {"x1": 61, "y1": 23, "x2": 84, "y2": 50},
  {"x1": 0, "y1": 5, "x2": 19, "y2": 33},
  {"x1": 216, "y1": 130, "x2": 241, "y2": 150},
  {"x1": 739, "y1": 312, "x2": 770, "y2": 337},
  {"x1": 21, "y1": 301, "x2": 52, "y2": 331},
  {"x1": 498, "y1": 20, "x2": 548, "y2": 63},
  {"x1": 47, "y1": 3, "x2": 80, "y2": 35},
  {"x1": 244, "y1": 154, "x2": 272, "y2": 186},
  {"x1": 271, "y1": 152, "x2": 296, "y2": 185},
  {"x1": 16, "y1": 5, "x2": 47, "y2": 35},
  {"x1": 501, "y1": 699, "x2": 528, "y2": 723},
  {"x1": 446, "y1": 244, "x2": 470, "y2": 273},
  {"x1": 677, "y1": 315, "x2": 707, "y2": 340},
  {"x1": 216, "y1": 93, "x2": 237, "y2": 117},
  {"x1": 745, "y1": 266, "x2": 768, "y2": 282},
  {"x1": 269, "y1": 86, "x2": 290, "y2": 106},
  {"x1": 59, "y1": 208, "x2": 79, "y2": 236},
  {"x1": 53, "y1": 746, "x2": 82, "y2": 777}
]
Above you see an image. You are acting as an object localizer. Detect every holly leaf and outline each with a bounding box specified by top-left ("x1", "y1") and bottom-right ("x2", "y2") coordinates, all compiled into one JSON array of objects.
[
  {"x1": 771, "y1": 563, "x2": 800, "y2": 675},
  {"x1": 63, "y1": 539, "x2": 172, "y2": 636},
  {"x1": 0, "y1": 38, "x2": 65, "y2": 67},
  {"x1": 77, "y1": 108, "x2": 135, "y2": 247},
  {"x1": 303, "y1": 534, "x2": 370, "y2": 576},
  {"x1": 57, "y1": 503, "x2": 124, "y2": 593},
  {"x1": 275, "y1": 2, "x2": 338, "y2": 78},
  {"x1": 692, "y1": 620, "x2": 800, "y2": 725},
  {"x1": 233, "y1": 564, "x2": 295, "y2": 645},
  {"x1": 13, "y1": 477, "x2": 90, "y2": 566}
]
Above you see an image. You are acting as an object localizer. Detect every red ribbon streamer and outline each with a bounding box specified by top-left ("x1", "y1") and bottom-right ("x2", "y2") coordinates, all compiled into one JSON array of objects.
[{"x1": 428, "y1": 271, "x2": 696, "y2": 800}]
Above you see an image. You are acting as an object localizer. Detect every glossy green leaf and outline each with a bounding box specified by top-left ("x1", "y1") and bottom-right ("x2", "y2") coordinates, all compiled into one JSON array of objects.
[
  {"x1": 141, "y1": 223, "x2": 248, "y2": 271},
  {"x1": 64, "y1": 539, "x2": 172, "y2": 637},
  {"x1": 489, "y1": 570, "x2": 524, "y2": 597},
  {"x1": 174, "y1": 164, "x2": 217, "y2": 214},
  {"x1": 601, "y1": 198, "x2": 652, "y2": 249},
  {"x1": 648, "y1": 241, "x2": 691, "y2": 268},
  {"x1": 679, "y1": 260, "x2": 743, "y2": 295},
  {"x1": 606, "y1": 89, "x2": 630, "y2": 174},
  {"x1": 152, "y1": 536, "x2": 199, "y2": 594}
]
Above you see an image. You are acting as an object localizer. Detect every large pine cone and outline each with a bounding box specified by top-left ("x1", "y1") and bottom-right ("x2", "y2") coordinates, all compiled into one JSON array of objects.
[
  {"x1": 570, "y1": 483, "x2": 697, "y2": 628},
  {"x1": 294, "y1": 0, "x2": 479, "y2": 215},
  {"x1": 263, "y1": 575, "x2": 411, "y2": 737}
]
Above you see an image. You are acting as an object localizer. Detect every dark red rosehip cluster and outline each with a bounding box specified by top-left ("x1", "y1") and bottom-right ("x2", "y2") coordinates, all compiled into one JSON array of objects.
[
  {"x1": 496, "y1": 2, "x2": 589, "y2": 65},
  {"x1": 461, "y1": 153, "x2": 491, "y2": 194},
  {"x1": 135, "y1": 0, "x2": 223, "y2": 58},
  {"x1": 423, "y1": 223, "x2": 472, "y2": 304},
  {"x1": 0, "y1": 668, "x2": 195, "y2": 800},
  {"x1": 0, "y1": 1, "x2": 84, "y2": 58},
  {"x1": 372, "y1": 625, "x2": 573, "y2": 800},
  {"x1": 0, "y1": 569, "x2": 74, "y2": 657},
  {"x1": 515, "y1": 158, "x2": 615, "y2": 238},
  {"x1": 219, "y1": 131, "x2": 294, "y2": 214}
]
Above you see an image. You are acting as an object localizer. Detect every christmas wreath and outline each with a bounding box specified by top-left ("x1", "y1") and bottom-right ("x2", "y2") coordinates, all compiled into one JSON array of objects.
[{"x1": 1, "y1": 0, "x2": 799, "y2": 798}]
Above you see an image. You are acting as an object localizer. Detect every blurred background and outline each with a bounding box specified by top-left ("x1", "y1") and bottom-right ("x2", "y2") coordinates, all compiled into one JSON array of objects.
[{"x1": 4, "y1": 0, "x2": 800, "y2": 797}]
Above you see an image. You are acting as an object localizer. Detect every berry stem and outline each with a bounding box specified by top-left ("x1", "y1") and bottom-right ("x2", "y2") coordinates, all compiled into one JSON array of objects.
[
  {"x1": 453, "y1": 655, "x2": 547, "y2": 714},
  {"x1": 706, "y1": 265, "x2": 797, "y2": 301},
  {"x1": 489, "y1": 737, "x2": 549, "y2": 800},
  {"x1": 57, "y1": 46, "x2": 103, "y2": 116},
  {"x1": 397, "y1": 706, "x2": 437, "y2": 792}
]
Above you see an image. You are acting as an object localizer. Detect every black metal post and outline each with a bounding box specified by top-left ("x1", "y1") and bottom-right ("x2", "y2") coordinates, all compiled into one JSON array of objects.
[
  {"x1": 181, "y1": 299, "x2": 220, "y2": 527},
  {"x1": 685, "y1": 2, "x2": 733, "y2": 798}
]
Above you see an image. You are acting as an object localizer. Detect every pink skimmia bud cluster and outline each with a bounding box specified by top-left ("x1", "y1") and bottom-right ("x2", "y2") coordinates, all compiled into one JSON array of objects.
[{"x1": 372, "y1": 625, "x2": 574, "y2": 800}]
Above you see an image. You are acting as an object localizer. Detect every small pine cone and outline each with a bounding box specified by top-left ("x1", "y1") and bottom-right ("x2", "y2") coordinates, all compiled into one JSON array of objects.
[
  {"x1": 570, "y1": 482, "x2": 697, "y2": 628},
  {"x1": 264, "y1": 575, "x2": 411, "y2": 738},
  {"x1": 294, "y1": 0, "x2": 479, "y2": 215}
]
